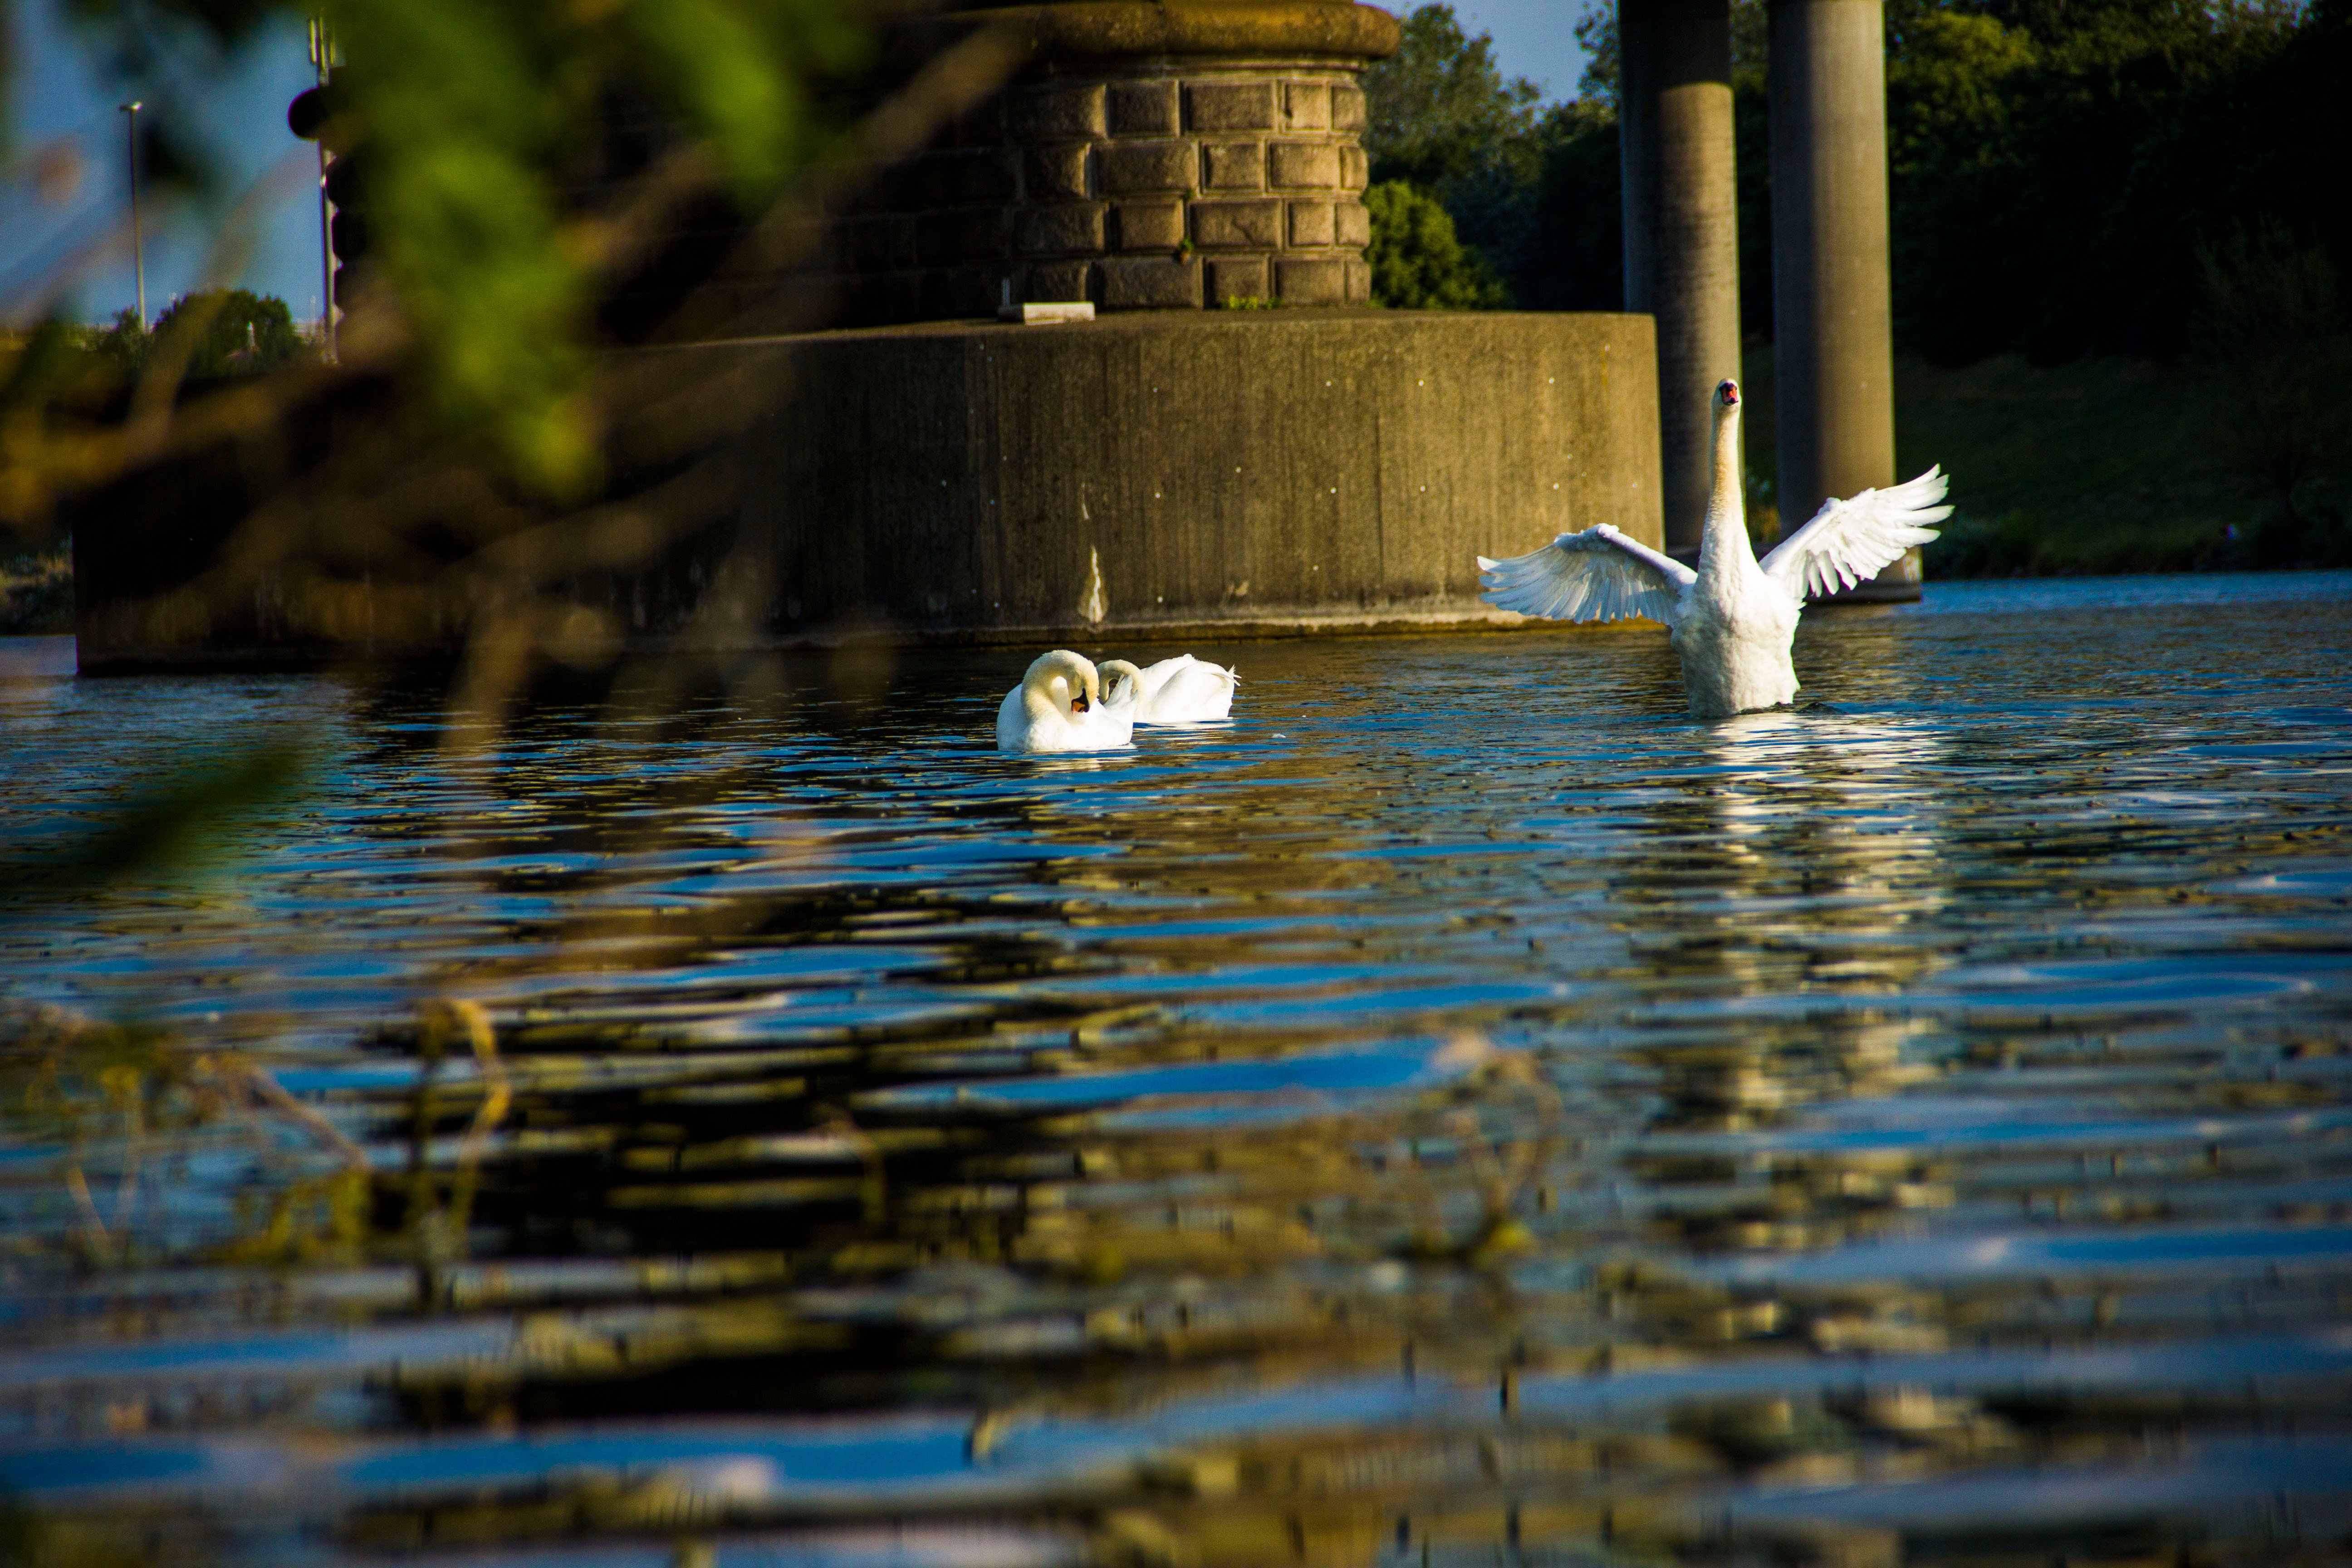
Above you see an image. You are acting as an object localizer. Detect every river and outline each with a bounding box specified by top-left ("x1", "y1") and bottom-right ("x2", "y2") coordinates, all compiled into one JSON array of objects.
[{"x1": 2, "y1": 571, "x2": 2349, "y2": 1567}]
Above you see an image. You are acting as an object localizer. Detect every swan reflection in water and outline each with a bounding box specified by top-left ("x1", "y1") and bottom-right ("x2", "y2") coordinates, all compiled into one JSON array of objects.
[{"x1": 1619, "y1": 707, "x2": 1951, "y2": 1130}]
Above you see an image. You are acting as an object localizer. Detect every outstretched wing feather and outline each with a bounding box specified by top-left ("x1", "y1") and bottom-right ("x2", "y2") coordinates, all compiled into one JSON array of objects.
[
  {"x1": 1759, "y1": 465, "x2": 1953, "y2": 601},
  {"x1": 1477, "y1": 526, "x2": 1694, "y2": 625}
]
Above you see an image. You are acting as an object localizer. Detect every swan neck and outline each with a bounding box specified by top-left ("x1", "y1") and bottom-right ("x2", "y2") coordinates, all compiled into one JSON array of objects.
[
  {"x1": 1698, "y1": 406, "x2": 1753, "y2": 582},
  {"x1": 1025, "y1": 651, "x2": 1099, "y2": 713}
]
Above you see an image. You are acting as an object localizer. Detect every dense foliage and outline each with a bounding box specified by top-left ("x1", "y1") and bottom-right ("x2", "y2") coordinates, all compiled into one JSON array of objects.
[
  {"x1": 1365, "y1": 0, "x2": 2352, "y2": 372},
  {"x1": 1363, "y1": 181, "x2": 1509, "y2": 309},
  {"x1": 1361, "y1": 0, "x2": 2351, "y2": 539},
  {"x1": 101, "y1": 289, "x2": 310, "y2": 379},
  {"x1": 1360, "y1": 6, "x2": 1548, "y2": 290}
]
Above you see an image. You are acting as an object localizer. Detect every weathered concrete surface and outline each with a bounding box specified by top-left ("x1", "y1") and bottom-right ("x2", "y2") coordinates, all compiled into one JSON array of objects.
[
  {"x1": 1768, "y1": 0, "x2": 1918, "y2": 601},
  {"x1": 73, "y1": 311, "x2": 1661, "y2": 671},
  {"x1": 733, "y1": 310, "x2": 1659, "y2": 642},
  {"x1": 1619, "y1": 0, "x2": 1741, "y2": 559}
]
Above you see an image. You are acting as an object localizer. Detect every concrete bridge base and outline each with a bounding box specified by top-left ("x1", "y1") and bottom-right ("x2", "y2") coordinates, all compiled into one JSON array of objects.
[{"x1": 73, "y1": 311, "x2": 1661, "y2": 672}]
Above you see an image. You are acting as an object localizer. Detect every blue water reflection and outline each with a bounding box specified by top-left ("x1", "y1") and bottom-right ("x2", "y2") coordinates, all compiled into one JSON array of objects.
[{"x1": 0, "y1": 571, "x2": 2348, "y2": 1565}]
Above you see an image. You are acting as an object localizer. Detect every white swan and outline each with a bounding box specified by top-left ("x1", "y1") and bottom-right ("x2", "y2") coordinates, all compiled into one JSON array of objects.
[
  {"x1": 1099, "y1": 655, "x2": 1239, "y2": 725},
  {"x1": 996, "y1": 650, "x2": 1135, "y2": 755},
  {"x1": 1477, "y1": 379, "x2": 1950, "y2": 718}
]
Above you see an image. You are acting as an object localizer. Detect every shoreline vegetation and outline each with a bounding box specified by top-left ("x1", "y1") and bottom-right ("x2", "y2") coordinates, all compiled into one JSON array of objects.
[{"x1": 1749, "y1": 352, "x2": 2352, "y2": 579}]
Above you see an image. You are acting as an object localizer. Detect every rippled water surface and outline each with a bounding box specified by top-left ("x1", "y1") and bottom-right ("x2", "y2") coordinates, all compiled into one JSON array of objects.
[{"x1": 3, "y1": 572, "x2": 2351, "y2": 1567}]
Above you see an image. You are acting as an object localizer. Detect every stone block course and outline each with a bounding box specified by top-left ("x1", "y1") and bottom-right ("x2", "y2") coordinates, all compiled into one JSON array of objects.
[
  {"x1": 1186, "y1": 81, "x2": 1277, "y2": 132},
  {"x1": 1276, "y1": 256, "x2": 1348, "y2": 303},
  {"x1": 1194, "y1": 199, "x2": 1283, "y2": 250},
  {"x1": 1101, "y1": 255, "x2": 1202, "y2": 309},
  {"x1": 848, "y1": 217, "x2": 892, "y2": 272},
  {"x1": 1206, "y1": 256, "x2": 1269, "y2": 304},
  {"x1": 902, "y1": 149, "x2": 1019, "y2": 207},
  {"x1": 1019, "y1": 203, "x2": 1106, "y2": 256},
  {"x1": 1109, "y1": 79, "x2": 1179, "y2": 137},
  {"x1": 1025, "y1": 143, "x2": 1091, "y2": 202},
  {"x1": 1344, "y1": 257, "x2": 1371, "y2": 303},
  {"x1": 945, "y1": 98, "x2": 1005, "y2": 148},
  {"x1": 1027, "y1": 260, "x2": 1092, "y2": 303},
  {"x1": 1269, "y1": 141, "x2": 1342, "y2": 191},
  {"x1": 1201, "y1": 141, "x2": 1265, "y2": 192},
  {"x1": 922, "y1": 266, "x2": 1006, "y2": 319},
  {"x1": 917, "y1": 208, "x2": 1013, "y2": 265},
  {"x1": 1099, "y1": 140, "x2": 1197, "y2": 195},
  {"x1": 1113, "y1": 200, "x2": 1186, "y2": 251},
  {"x1": 1011, "y1": 84, "x2": 1106, "y2": 142},
  {"x1": 807, "y1": 55, "x2": 1380, "y2": 322},
  {"x1": 1287, "y1": 199, "x2": 1335, "y2": 247}
]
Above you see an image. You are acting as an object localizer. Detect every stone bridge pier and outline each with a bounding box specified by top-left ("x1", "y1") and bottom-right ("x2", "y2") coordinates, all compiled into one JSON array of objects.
[
  {"x1": 72, "y1": 0, "x2": 1677, "y2": 671},
  {"x1": 828, "y1": 1, "x2": 1402, "y2": 320}
]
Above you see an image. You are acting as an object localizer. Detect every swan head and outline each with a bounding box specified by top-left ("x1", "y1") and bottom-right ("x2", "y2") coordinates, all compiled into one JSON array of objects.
[
  {"x1": 1715, "y1": 378, "x2": 1740, "y2": 412},
  {"x1": 1023, "y1": 649, "x2": 1101, "y2": 715},
  {"x1": 1098, "y1": 659, "x2": 1142, "y2": 708}
]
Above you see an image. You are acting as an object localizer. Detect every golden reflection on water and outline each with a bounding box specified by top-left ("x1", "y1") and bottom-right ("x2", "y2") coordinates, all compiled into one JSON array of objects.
[{"x1": 4, "y1": 586, "x2": 2352, "y2": 1567}]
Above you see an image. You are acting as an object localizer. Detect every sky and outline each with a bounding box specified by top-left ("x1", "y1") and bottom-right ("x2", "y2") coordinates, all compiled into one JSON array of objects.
[
  {"x1": 3, "y1": 0, "x2": 323, "y2": 327},
  {"x1": 3, "y1": 0, "x2": 1592, "y2": 327}
]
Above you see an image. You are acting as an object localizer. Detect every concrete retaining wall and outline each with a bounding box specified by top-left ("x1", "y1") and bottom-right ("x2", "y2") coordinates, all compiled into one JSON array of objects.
[
  {"x1": 73, "y1": 310, "x2": 1660, "y2": 671},
  {"x1": 739, "y1": 309, "x2": 1661, "y2": 641}
]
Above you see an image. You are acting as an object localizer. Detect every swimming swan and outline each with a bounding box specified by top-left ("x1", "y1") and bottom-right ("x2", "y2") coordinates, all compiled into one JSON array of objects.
[
  {"x1": 997, "y1": 650, "x2": 1135, "y2": 755},
  {"x1": 1476, "y1": 379, "x2": 1950, "y2": 719},
  {"x1": 1099, "y1": 655, "x2": 1239, "y2": 724}
]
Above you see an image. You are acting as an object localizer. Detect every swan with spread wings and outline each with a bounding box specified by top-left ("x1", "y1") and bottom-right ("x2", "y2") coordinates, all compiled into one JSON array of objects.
[{"x1": 1477, "y1": 379, "x2": 1950, "y2": 718}]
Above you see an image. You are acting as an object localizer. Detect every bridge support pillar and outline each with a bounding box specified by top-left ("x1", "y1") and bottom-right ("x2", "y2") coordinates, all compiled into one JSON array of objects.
[
  {"x1": 1618, "y1": 0, "x2": 1743, "y2": 560},
  {"x1": 1768, "y1": 0, "x2": 1916, "y2": 599}
]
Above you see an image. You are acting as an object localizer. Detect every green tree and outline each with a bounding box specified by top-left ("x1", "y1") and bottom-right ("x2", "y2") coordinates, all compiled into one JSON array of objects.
[
  {"x1": 1361, "y1": 4, "x2": 1545, "y2": 301},
  {"x1": 2193, "y1": 222, "x2": 2352, "y2": 539},
  {"x1": 91, "y1": 309, "x2": 152, "y2": 379},
  {"x1": 1364, "y1": 181, "x2": 1510, "y2": 310},
  {"x1": 149, "y1": 289, "x2": 307, "y2": 380},
  {"x1": 1883, "y1": 0, "x2": 2338, "y2": 365},
  {"x1": 1516, "y1": 99, "x2": 1618, "y2": 312}
]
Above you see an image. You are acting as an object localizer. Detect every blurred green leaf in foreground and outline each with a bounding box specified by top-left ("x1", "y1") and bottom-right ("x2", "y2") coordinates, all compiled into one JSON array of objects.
[{"x1": 5, "y1": 0, "x2": 876, "y2": 508}]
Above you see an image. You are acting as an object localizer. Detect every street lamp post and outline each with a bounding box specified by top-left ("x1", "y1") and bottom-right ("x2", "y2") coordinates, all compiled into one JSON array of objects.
[
  {"x1": 119, "y1": 100, "x2": 146, "y2": 329},
  {"x1": 308, "y1": 19, "x2": 337, "y2": 362}
]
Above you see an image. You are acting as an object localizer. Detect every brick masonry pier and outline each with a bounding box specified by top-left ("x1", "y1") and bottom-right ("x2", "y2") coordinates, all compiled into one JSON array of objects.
[{"x1": 828, "y1": 1, "x2": 1400, "y2": 320}]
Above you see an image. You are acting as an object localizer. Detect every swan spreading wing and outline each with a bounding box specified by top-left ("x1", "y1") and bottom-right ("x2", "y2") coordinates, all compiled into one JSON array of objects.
[
  {"x1": 1478, "y1": 524, "x2": 1696, "y2": 625},
  {"x1": 1760, "y1": 466, "x2": 1952, "y2": 601}
]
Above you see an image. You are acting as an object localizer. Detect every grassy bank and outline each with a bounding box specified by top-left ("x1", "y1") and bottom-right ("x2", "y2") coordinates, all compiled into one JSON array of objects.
[{"x1": 1740, "y1": 350, "x2": 2350, "y2": 576}]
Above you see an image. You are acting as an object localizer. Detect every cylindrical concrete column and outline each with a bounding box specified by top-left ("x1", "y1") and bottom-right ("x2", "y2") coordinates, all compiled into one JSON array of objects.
[
  {"x1": 1619, "y1": 0, "x2": 1742, "y2": 559},
  {"x1": 1767, "y1": 0, "x2": 1916, "y2": 598}
]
